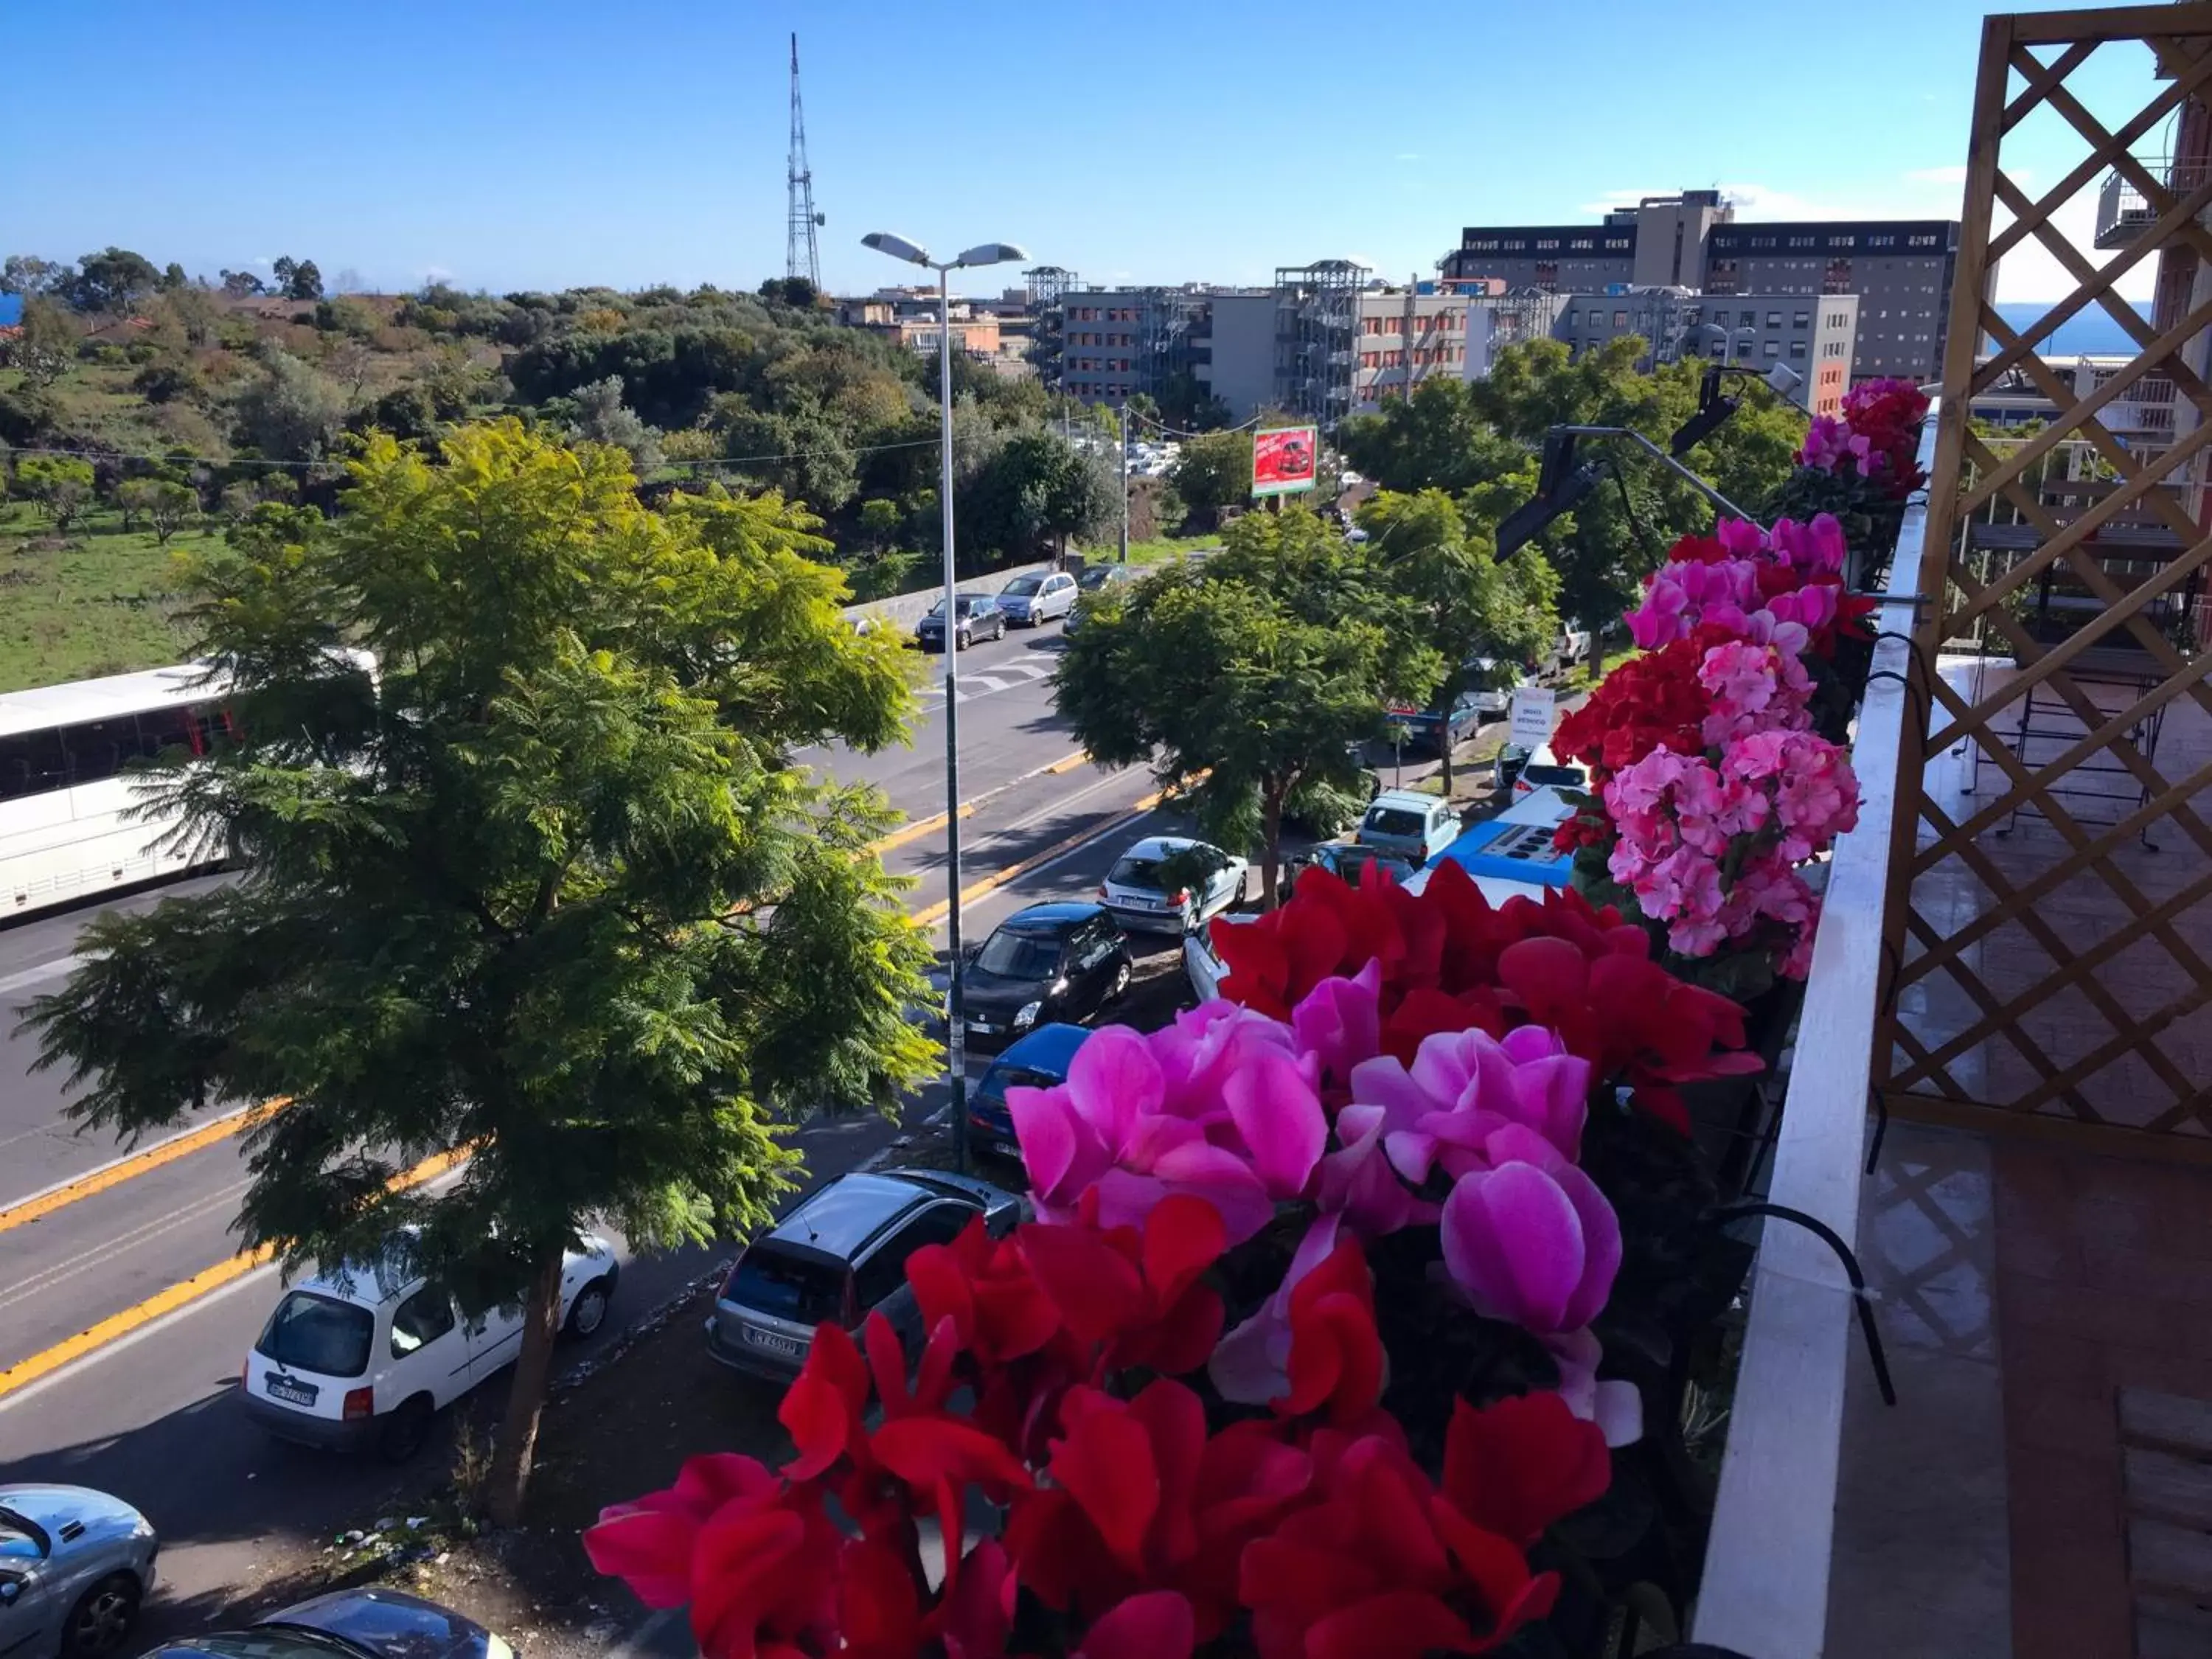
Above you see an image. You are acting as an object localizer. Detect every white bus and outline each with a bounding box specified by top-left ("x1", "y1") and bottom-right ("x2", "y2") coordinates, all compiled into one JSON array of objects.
[{"x1": 0, "y1": 661, "x2": 242, "y2": 919}]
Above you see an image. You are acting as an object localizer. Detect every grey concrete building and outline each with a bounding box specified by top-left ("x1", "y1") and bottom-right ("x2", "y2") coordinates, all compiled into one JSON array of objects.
[
  {"x1": 1198, "y1": 291, "x2": 1276, "y2": 422},
  {"x1": 1444, "y1": 192, "x2": 1958, "y2": 385},
  {"x1": 1548, "y1": 290, "x2": 1858, "y2": 414}
]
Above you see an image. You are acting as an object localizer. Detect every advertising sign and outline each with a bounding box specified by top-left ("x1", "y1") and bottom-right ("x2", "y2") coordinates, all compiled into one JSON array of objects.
[
  {"x1": 1508, "y1": 685, "x2": 1557, "y2": 751},
  {"x1": 1251, "y1": 425, "x2": 1319, "y2": 497}
]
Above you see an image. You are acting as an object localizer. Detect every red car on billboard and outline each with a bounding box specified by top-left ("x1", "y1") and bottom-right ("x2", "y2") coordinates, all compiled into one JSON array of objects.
[{"x1": 1252, "y1": 425, "x2": 1318, "y2": 496}]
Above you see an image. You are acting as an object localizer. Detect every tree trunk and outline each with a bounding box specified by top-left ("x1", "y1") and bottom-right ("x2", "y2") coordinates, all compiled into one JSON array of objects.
[
  {"x1": 1439, "y1": 725, "x2": 1455, "y2": 799},
  {"x1": 1260, "y1": 787, "x2": 1284, "y2": 911},
  {"x1": 485, "y1": 1250, "x2": 566, "y2": 1528}
]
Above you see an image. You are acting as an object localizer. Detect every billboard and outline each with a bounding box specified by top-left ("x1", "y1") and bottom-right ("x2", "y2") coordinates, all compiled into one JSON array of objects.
[{"x1": 1251, "y1": 425, "x2": 1319, "y2": 497}]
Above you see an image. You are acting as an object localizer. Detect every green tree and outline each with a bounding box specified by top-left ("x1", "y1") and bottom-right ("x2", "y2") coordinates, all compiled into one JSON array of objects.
[
  {"x1": 1056, "y1": 505, "x2": 1436, "y2": 905},
  {"x1": 18, "y1": 456, "x2": 94, "y2": 529},
  {"x1": 64, "y1": 247, "x2": 161, "y2": 316},
  {"x1": 1339, "y1": 378, "x2": 1532, "y2": 497},
  {"x1": 285, "y1": 260, "x2": 324, "y2": 302},
  {"x1": 858, "y1": 496, "x2": 902, "y2": 552},
  {"x1": 1168, "y1": 429, "x2": 1253, "y2": 529},
  {"x1": 18, "y1": 421, "x2": 935, "y2": 1524},
  {"x1": 1360, "y1": 489, "x2": 1557, "y2": 793},
  {"x1": 116, "y1": 477, "x2": 198, "y2": 543},
  {"x1": 6, "y1": 295, "x2": 77, "y2": 386},
  {"x1": 233, "y1": 346, "x2": 348, "y2": 462},
  {"x1": 962, "y1": 431, "x2": 1116, "y2": 561},
  {"x1": 220, "y1": 269, "x2": 266, "y2": 298},
  {"x1": 1, "y1": 254, "x2": 68, "y2": 296},
  {"x1": 160, "y1": 262, "x2": 189, "y2": 291},
  {"x1": 566, "y1": 375, "x2": 664, "y2": 479}
]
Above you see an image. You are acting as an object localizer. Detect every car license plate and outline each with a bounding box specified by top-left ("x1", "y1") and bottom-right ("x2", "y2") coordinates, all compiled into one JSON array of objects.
[
  {"x1": 743, "y1": 1326, "x2": 805, "y2": 1360},
  {"x1": 995, "y1": 1139, "x2": 1022, "y2": 1161},
  {"x1": 263, "y1": 1374, "x2": 318, "y2": 1408},
  {"x1": 967, "y1": 1020, "x2": 999, "y2": 1035}
]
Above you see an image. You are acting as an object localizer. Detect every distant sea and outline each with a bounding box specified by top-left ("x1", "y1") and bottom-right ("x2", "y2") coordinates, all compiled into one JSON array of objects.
[
  {"x1": 1989, "y1": 299, "x2": 2149, "y2": 356},
  {"x1": 0, "y1": 294, "x2": 19, "y2": 327}
]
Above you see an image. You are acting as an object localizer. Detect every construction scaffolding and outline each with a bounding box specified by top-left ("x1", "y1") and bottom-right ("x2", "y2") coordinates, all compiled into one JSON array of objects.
[{"x1": 1273, "y1": 259, "x2": 1368, "y2": 430}]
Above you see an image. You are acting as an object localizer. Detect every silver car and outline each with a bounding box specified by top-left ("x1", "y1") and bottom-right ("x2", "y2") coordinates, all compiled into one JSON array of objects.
[
  {"x1": 0, "y1": 1486, "x2": 158, "y2": 1659},
  {"x1": 1099, "y1": 835, "x2": 1250, "y2": 935}
]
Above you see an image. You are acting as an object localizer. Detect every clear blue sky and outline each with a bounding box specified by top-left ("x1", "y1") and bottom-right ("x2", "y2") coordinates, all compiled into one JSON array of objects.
[{"x1": 5, "y1": 0, "x2": 2162, "y2": 303}]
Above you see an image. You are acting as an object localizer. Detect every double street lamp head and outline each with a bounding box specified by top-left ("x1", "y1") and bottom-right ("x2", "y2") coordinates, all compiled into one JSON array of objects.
[{"x1": 861, "y1": 232, "x2": 1030, "y2": 272}]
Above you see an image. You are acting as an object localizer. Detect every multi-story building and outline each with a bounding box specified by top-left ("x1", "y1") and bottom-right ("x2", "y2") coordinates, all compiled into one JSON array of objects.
[
  {"x1": 1349, "y1": 285, "x2": 1475, "y2": 416},
  {"x1": 1545, "y1": 289, "x2": 1859, "y2": 414},
  {"x1": 1443, "y1": 191, "x2": 1958, "y2": 385},
  {"x1": 1054, "y1": 286, "x2": 1208, "y2": 406},
  {"x1": 1703, "y1": 221, "x2": 1955, "y2": 383},
  {"x1": 1460, "y1": 291, "x2": 1571, "y2": 380}
]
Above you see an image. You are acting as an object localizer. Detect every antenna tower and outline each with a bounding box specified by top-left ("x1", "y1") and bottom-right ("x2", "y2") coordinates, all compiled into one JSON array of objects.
[{"x1": 786, "y1": 33, "x2": 824, "y2": 291}]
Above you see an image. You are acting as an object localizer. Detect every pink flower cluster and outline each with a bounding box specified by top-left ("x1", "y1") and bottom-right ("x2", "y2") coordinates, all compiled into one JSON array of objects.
[
  {"x1": 1010, "y1": 973, "x2": 1641, "y2": 1446},
  {"x1": 1625, "y1": 515, "x2": 1848, "y2": 655},
  {"x1": 1798, "y1": 378, "x2": 1930, "y2": 500},
  {"x1": 1601, "y1": 728, "x2": 1858, "y2": 966}
]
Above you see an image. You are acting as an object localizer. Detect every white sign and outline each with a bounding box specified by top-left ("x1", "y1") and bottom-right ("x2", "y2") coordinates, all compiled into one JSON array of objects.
[{"x1": 1508, "y1": 685, "x2": 1557, "y2": 751}]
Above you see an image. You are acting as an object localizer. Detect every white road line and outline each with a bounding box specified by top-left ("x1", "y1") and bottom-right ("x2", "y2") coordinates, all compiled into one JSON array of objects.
[
  {"x1": 0, "y1": 953, "x2": 86, "y2": 998},
  {"x1": 0, "y1": 1176, "x2": 255, "y2": 1313},
  {"x1": 0, "y1": 1102, "x2": 262, "y2": 1217}
]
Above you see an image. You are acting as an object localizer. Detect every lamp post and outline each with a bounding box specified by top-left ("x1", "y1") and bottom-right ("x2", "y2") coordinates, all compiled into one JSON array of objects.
[{"x1": 861, "y1": 232, "x2": 1029, "y2": 1174}]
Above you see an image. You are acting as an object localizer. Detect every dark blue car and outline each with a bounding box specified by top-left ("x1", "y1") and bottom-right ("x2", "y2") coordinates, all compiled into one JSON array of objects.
[{"x1": 969, "y1": 1023, "x2": 1091, "y2": 1162}]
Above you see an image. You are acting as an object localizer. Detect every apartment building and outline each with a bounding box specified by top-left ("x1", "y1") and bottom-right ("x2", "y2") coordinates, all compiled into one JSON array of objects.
[
  {"x1": 1351, "y1": 287, "x2": 1477, "y2": 415},
  {"x1": 1443, "y1": 191, "x2": 1957, "y2": 385},
  {"x1": 1054, "y1": 287, "x2": 1209, "y2": 406},
  {"x1": 1548, "y1": 290, "x2": 1859, "y2": 414}
]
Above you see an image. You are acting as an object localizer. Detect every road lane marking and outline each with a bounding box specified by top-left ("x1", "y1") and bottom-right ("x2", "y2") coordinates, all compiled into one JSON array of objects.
[
  {"x1": 868, "y1": 748, "x2": 1090, "y2": 857},
  {"x1": 0, "y1": 1175, "x2": 254, "y2": 1315},
  {"x1": 0, "y1": 1146, "x2": 467, "y2": 1404},
  {"x1": 0, "y1": 1100, "x2": 288, "y2": 1238},
  {"x1": 0, "y1": 953, "x2": 86, "y2": 998},
  {"x1": 911, "y1": 779, "x2": 1180, "y2": 931}
]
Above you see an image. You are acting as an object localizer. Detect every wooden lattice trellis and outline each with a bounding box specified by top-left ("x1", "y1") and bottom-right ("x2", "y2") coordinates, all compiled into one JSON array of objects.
[{"x1": 1878, "y1": 4, "x2": 2212, "y2": 1156}]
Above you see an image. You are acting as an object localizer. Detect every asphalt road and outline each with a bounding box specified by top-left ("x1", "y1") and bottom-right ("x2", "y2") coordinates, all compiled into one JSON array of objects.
[{"x1": 0, "y1": 616, "x2": 1199, "y2": 1644}]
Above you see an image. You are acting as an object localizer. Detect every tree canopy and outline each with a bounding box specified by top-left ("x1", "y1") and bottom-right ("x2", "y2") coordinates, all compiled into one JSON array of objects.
[
  {"x1": 1169, "y1": 429, "x2": 1253, "y2": 529},
  {"x1": 1055, "y1": 504, "x2": 1438, "y2": 904},
  {"x1": 20, "y1": 420, "x2": 937, "y2": 1522}
]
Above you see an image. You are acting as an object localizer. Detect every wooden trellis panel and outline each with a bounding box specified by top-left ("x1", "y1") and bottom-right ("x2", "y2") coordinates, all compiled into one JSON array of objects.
[{"x1": 1878, "y1": 5, "x2": 2212, "y2": 1156}]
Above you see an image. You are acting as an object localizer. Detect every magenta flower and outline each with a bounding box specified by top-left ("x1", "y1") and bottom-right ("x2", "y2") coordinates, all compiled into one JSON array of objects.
[
  {"x1": 1544, "y1": 1329, "x2": 1645, "y2": 1447},
  {"x1": 1290, "y1": 960, "x2": 1382, "y2": 1094},
  {"x1": 1334, "y1": 1023, "x2": 1592, "y2": 1194},
  {"x1": 1440, "y1": 1124, "x2": 1621, "y2": 1335}
]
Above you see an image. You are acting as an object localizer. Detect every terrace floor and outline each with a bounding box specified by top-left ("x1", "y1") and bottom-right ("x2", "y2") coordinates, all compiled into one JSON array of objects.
[{"x1": 1823, "y1": 655, "x2": 2212, "y2": 1658}]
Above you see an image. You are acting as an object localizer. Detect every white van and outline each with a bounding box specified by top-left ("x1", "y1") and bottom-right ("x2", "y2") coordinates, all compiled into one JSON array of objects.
[{"x1": 241, "y1": 1234, "x2": 619, "y2": 1460}]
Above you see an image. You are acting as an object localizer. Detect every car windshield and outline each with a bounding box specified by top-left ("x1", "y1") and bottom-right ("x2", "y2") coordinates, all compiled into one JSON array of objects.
[
  {"x1": 1078, "y1": 567, "x2": 1117, "y2": 590},
  {"x1": 980, "y1": 1062, "x2": 1068, "y2": 1101},
  {"x1": 729, "y1": 1245, "x2": 846, "y2": 1325},
  {"x1": 928, "y1": 597, "x2": 984, "y2": 618},
  {"x1": 1001, "y1": 576, "x2": 1043, "y2": 597},
  {"x1": 975, "y1": 928, "x2": 1063, "y2": 978},
  {"x1": 257, "y1": 1290, "x2": 375, "y2": 1378},
  {"x1": 0, "y1": 1510, "x2": 46, "y2": 1563},
  {"x1": 1106, "y1": 856, "x2": 1167, "y2": 890},
  {"x1": 1365, "y1": 808, "x2": 1427, "y2": 839},
  {"x1": 1523, "y1": 765, "x2": 1587, "y2": 788}
]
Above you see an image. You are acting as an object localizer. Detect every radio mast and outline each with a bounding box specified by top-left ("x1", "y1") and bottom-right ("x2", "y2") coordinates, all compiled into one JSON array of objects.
[{"x1": 785, "y1": 33, "x2": 824, "y2": 291}]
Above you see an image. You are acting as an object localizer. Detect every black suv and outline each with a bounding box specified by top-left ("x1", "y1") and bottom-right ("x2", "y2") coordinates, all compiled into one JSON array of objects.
[{"x1": 958, "y1": 902, "x2": 1133, "y2": 1048}]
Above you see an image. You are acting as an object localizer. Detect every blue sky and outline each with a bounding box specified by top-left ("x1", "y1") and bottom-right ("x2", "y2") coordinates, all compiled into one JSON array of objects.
[{"x1": 5, "y1": 0, "x2": 2164, "y2": 303}]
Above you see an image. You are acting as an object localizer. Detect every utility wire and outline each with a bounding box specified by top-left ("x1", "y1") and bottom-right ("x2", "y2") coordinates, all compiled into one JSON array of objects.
[{"x1": 1, "y1": 432, "x2": 956, "y2": 475}]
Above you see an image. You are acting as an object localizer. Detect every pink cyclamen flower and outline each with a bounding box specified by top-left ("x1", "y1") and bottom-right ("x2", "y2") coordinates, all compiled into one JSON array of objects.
[
  {"x1": 1337, "y1": 1023, "x2": 1593, "y2": 1192},
  {"x1": 1440, "y1": 1124, "x2": 1621, "y2": 1335}
]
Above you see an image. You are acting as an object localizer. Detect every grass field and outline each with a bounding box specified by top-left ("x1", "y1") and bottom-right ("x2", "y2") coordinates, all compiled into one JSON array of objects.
[{"x1": 0, "y1": 502, "x2": 204, "y2": 692}]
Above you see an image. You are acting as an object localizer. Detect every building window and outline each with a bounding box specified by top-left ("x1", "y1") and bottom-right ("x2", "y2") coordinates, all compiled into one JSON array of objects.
[
  {"x1": 1739, "y1": 310, "x2": 1756, "y2": 327},
  {"x1": 1613, "y1": 310, "x2": 1628, "y2": 327},
  {"x1": 1790, "y1": 339, "x2": 1807, "y2": 359},
  {"x1": 1766, "y1": 312, "x2": 1782, "y2": 328},
  {"x1": 1763, "y1": 340, "x2": 1781, "y2": 358},
  {"x1": 1794, "y1": 312, "x2": 1809, "y2": 329}
]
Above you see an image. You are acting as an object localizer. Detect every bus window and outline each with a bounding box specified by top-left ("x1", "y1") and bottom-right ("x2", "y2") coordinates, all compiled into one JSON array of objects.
[
  {"x1": 0, "y1": 730, "x2": 69, "y2": 801},
  {"x1": 141, "y1": 703, "x2": 209, "y2": 759},
  {"x1": 60, "y1": 717, "x2": 138, "y2": 787}
]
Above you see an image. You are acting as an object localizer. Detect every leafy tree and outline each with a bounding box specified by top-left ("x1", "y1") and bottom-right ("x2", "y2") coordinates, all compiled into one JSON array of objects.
[
  {"x1": 64, "y1": 247, "x2": 161, "y2": 316},
  {"x1": 1339, "y1": 378, "x2": 1528, "y2": 497},
  {"x1": 315, "y1": 296, "x2": 380, "y2": 339},
  {"x1": 1168, "y1": 429, "x2": 1253, "y2": 529},
  {"x1": 1, "y1": 254, "x2": 67, "y2": 296},
  {"x1": 566, "y1": 375, "x2": 664, "y2": 479},
  {"x1": 285, "y1": 260, "x2": 324, "y2": 302},
  {"x1": 961, "y1": 431, "x2": 1115, "y2": 561},
  {"x1": 1056, "y1": 505, "x2": 1437, "y2": 905},
  {"x1": 220, "y1": 269, "x2": 267, "y2": 298},
  {"x1": 18, "y1": 456, "x2": 94, "y2": 529},
  {"x1": 7, "y1": 296, "x2": 77, "y2": 386},
  {"x1": 858, "y1": 496, "x2": 902, "y2": 552},
  {"x1": 19, "y1": 421, "x2": 935, "y2": 1525},
  {"x1": 757, "y1": 276, "x2": 818, "y2": 309},
  {"x1": 1361, "y1": 490, "x2": 1558, "y2": 793},
  {"x1": 233, "y1": 346, "x2": 347, "y2": 462},
  {"x1": 116, "y1": 477, "x2": 198, "y2": 543},
  {"x1": 160, "y1": 262, "x2": 188, "y2": 291}
]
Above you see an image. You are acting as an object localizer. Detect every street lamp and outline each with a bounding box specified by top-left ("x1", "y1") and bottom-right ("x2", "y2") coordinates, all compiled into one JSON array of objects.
[{"x1": 862, "y1": 231, "x2": 1029, "y2": 1173}]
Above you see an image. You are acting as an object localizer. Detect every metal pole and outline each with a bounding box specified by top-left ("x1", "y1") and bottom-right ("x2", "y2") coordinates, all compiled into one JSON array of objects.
[
  {"x1": 1119, "y1": 400, "x2": 1131, "y2": 563},
  {"x1": 937, "y1": 262, "x2": 969, "y2": 1174}
]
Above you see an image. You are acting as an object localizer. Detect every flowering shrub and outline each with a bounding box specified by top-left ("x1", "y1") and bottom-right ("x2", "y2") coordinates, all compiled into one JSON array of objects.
[{"x1": 1798, "y1": 377, "x2": 1930, "y2": 502}]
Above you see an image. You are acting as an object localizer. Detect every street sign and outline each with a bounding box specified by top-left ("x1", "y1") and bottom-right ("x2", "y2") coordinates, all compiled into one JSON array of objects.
[{"x1": 1509, "y1": 685, "x2": 1557, "y2": 751}]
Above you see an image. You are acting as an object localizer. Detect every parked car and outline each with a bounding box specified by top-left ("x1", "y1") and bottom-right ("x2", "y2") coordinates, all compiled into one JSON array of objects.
[
  {"x1": 1304, "y1": 841, "x2": 1419, "y2": 888},
  {"x1": 139, "y1": 1588, "x2": 513, "y2": 1659},
  {"x1": 0, "y1": 1486, "x2": 158, "y2": 1659},
  {"x1": 138, "y1": 1593, "x2": 513, "y2": 1659},
  {"x1": 969, "y1": 1023, "x2": 1091, "y2": 1162},
  {"x1": 1065, "y1": 563, "x2": 1136, "y2": 637},
  {"x1": 1098, "y1": 835, "x2": 1249, "y2": 935},
  {"x1": 914, "y1": 594, "x2": 1007, "y2": 651},
  {"x1": 1356, "y1": 789, "x2": 1461, "y2": 866},
  {"x1": 995, "y1": 570, "x2": 1079, "y2": 627},
  {"x1": 1502, "y1": 741, "x2": 1590, "y2": 802},
  {"x1": 241, "y1": 1230, "x2": 619, "y2": 1460},
  {"x1": 1465, "y1": 658, "x2": 1515, "y2": 716},
  {"x1": 1558, "y1": 623, "x2": 1594, "y2": 666},
  {"x1": 706, "y1": 1168, "x2": 1024, "y2": 1380},
  {"x1": 1385, "y1": 685, "x2": 1489, "y2": 754},
  {"x1": 959, "y1": 902, "x2": 1133, "y2": 1046}
]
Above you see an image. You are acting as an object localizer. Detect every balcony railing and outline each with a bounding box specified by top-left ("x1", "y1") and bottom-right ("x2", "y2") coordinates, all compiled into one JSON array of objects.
[
  {"x1": 2094, "y1": 155, "x2": 2212, "y2": 248},
  {"x1": 1689, "y1": 414, "x2": 1938, "y2": 1655}
]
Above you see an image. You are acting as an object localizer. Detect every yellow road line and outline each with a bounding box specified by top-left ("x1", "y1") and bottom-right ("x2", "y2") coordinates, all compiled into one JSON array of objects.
[
  {"x1": 0, "y1": 1146, "x2": 467, "y2": 1402},
  {"x1": 868, "y1": 748, "x2": 1091, "y2": 856},
  {"x1": 0, "y1": 1099, "x2": 289, "y2": 1238},
  {"x1": 911, "y1": 779, "x2": 1176, "y2": 931}
]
